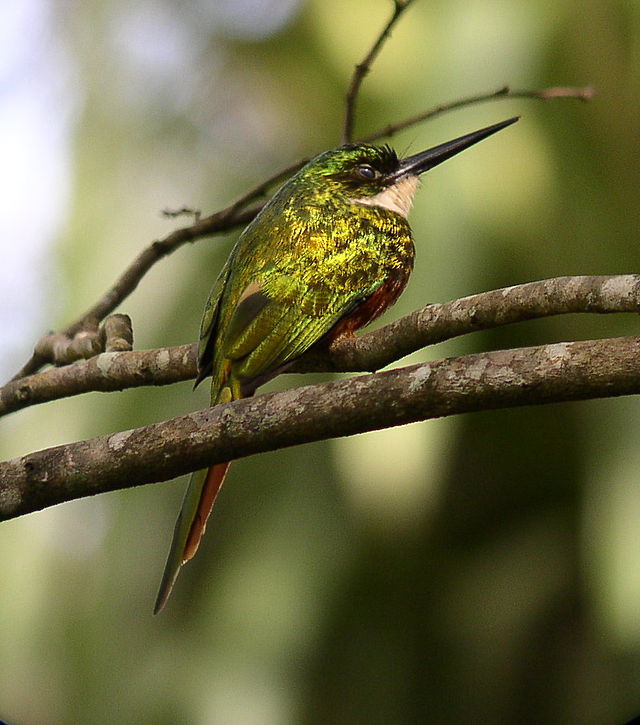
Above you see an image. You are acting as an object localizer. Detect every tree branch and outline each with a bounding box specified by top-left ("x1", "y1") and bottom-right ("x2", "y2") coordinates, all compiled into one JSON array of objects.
[
  {"x1": 342, "y1": 0, "x2": 418, "y2": 144},
  {"x1": 2, "y1": 335, "x2": 640, "y2": 520},
  {"x1": 2, "y1": 274, "x2": 637, "y2": 418},
  {"x1": 359, "y1": 85, "x2": 595, "y2": 143}
]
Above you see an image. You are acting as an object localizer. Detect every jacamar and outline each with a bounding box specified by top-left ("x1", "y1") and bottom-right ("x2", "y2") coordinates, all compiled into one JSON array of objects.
[{"x1": 154, "y1": 115, "x2": 518, "y2": 613}]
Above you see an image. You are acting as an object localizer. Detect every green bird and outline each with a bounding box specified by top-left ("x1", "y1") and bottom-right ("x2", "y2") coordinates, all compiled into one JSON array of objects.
[{"x1": 154, "y1": 116, "x2": 518, "y2": 613}]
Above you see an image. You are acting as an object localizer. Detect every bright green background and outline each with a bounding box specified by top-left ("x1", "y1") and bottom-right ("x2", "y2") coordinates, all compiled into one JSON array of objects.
[{"x1": 2, "y1": 0, "x2": 640, "y2": 722}]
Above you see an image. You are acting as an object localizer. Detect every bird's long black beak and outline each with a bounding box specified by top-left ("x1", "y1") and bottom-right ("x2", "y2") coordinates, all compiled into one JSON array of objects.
[{"x1": 393, "y1": 116, "x2": 519, "y2": 179}]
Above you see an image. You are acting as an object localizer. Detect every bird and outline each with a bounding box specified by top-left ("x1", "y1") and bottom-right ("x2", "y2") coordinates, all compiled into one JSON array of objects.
[{"x1": 153, "y1": 115, "x2": 518, "y2": 613}]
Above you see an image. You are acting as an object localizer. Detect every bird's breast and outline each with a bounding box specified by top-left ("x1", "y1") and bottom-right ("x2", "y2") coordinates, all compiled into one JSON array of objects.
[{"x1": 329, "y1": 267, "x2": 412, "y2": 338}]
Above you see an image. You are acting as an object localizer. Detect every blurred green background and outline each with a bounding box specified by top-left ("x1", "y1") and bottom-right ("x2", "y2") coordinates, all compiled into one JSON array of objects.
[{"x1": 1, "y1": 0, "x2": 640, "y2": 723}]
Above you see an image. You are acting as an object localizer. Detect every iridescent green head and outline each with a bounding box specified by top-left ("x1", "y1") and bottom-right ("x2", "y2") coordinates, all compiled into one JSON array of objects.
[{"x1": 293, "y1": 116, "x2": 519, "y2": 217}]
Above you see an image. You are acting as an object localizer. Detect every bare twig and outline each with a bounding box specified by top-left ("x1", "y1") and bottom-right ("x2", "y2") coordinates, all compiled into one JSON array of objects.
[
  {"x1": 30, "y1": 314, "x2": 133, "y2": 368},
  {"x1": 2, "y1": 275, "x2": 638, "y2": 418},
  {"x1": 102, "y1": 314, "x2": 134, "y2": 352},
  {"x1": 360, "y1": 85, "x2": 595, "y2": 143},
  {"x1": 161, "y1": 206, "x2": 201, "y2": 221},
  {"x1": 2, "y1": 335, "x2": 640, "y2": 520},
  {"x1": 343, "y1": 0, "x2": 418, "y2": 144}
]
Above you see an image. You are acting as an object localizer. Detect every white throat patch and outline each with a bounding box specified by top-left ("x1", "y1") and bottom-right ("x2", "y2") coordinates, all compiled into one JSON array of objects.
[{"x1": 351, "y1": 175, "x2": 419, "y2": 218}]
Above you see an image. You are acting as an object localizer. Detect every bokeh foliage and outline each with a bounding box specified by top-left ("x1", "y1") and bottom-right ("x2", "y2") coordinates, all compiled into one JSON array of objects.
[{"x1": 2, "y1": 0, "x2": 640, "y2": 723}]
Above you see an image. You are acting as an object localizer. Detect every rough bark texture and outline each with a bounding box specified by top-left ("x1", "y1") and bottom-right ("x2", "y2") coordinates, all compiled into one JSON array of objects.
[
  {"x1": 2, "y1": 274, "x2": 639, "y2": 417},
  {"x1": 2, "y1": 335, "x2": 639, "y2": 521}
]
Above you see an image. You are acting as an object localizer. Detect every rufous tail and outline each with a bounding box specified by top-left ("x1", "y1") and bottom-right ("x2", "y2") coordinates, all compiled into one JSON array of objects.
[{"x1": 153, "y1": 461, "x2": 230, "y2": 614}]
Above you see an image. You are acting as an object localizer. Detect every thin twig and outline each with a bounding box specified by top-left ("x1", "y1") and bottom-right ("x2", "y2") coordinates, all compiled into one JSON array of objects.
[
  {"x1": 2, "y1": 275, "x2": 638, "y2": 418},
  {"x1": 359, "y1": 85, "x2": 595, "y2": 143},
  {"x1": 342, "y1": 0, "x2": 418, "y2": 144},
  {"x1": 161, "y1": 206, "x2": 201, "y2": 221}
]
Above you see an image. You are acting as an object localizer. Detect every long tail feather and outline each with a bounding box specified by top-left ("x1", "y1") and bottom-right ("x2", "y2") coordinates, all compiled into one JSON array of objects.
[{"x1": 153, "y1": 461, "x2": 230, "y2": 614}]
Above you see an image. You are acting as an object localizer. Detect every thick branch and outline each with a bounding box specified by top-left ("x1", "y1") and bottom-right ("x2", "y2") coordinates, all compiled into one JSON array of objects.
[
  {"x1": 0, "y1": 345, "x2": 196, "y2": 417},
  {"x1": 299, "y1": 273, "x2": 640, "y2": 372},
  {"x1": 2, "y1": 335, "x2": 640, "y2": 520},
  {"x1": 2, "y1": 274, "x2": 638, "y2": 418}
]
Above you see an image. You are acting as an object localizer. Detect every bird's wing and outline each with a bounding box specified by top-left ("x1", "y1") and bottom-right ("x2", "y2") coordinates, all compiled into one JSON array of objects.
[
  {"x1": 194, "y1": 258, "x2": 234, "y2": 387},
  {"x1": 217, "y1": 272, "x2": 382, "y2": 389}
]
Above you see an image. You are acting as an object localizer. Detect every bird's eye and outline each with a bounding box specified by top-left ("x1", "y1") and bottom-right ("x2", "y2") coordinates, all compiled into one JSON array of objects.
[{"x1": 355, "y1": 164, "x2": 378, "y2": 180}]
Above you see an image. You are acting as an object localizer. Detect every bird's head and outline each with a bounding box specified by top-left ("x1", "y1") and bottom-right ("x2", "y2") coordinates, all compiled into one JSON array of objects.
[{"x1": 296, "y1": 116, "x2": 518, "y2": 218}]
